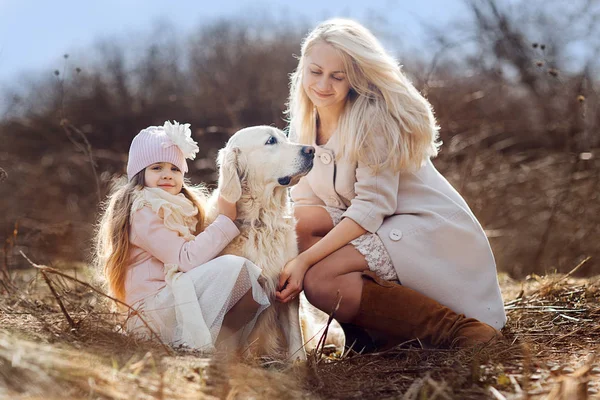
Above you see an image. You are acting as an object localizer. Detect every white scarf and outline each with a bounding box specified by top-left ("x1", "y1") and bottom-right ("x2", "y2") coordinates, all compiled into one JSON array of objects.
[
  {"x1": 131, "y1": 187, "x2": 215, "y2": 350},
  {"x1": 131, "y1": 187, "x2": 198, "y2": 240}
]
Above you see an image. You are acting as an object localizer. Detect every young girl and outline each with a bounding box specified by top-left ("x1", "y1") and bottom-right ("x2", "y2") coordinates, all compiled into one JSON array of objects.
[
  {"x1": 277, "y1": 19, "x2": 506, "y2": 349},
  {"x1": 95, "y1": 121, "x2": 270, "y2": 352}
]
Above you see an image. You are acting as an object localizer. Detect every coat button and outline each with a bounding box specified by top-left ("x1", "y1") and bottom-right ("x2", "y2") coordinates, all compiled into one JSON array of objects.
[
  {"x1": 320, "y1": 153, "x2": 332, "y2": 164},
  {"x1": 389, "y1": 229, "x2": 403, "y2": 241}
]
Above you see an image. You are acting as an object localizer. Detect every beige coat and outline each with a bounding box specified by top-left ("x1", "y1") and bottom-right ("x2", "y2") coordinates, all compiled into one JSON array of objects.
[{"x1": 291, "y1": 134, "x2": 506, "y2": 330}]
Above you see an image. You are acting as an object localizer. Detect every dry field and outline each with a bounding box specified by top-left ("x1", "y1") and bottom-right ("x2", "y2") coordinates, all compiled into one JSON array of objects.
[{"x1": 1, "y1": 258, "x2": 599, "y2": 399}]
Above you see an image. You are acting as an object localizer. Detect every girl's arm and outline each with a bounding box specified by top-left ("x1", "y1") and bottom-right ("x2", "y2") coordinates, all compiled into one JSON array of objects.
[{"x1": 131, "y1": 206, "x2": 239, "y2": 272}]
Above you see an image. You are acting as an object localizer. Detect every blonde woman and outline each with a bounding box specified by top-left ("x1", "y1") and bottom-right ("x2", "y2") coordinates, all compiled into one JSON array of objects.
[{"x1": 276, "y1": 19, "x2": 506, "y2": 349}]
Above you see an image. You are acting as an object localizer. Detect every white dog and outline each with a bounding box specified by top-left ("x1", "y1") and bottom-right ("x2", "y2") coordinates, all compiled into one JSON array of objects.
[{"x1": 209, "y1": 125, "x2": 316, "y2": 360}]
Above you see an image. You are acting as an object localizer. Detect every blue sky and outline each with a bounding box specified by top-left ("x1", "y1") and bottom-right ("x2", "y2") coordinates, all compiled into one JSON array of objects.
[{"x1": 0, "y1": 0, "x2": 469, "y2": 87}]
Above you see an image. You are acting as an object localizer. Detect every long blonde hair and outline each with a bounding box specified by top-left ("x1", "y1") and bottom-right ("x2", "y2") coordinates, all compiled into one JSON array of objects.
[
  {"x1": 94, "y1": 172, "x2": 207, "y2": 302},
  {"x1": 286, "y1": 18, "x2": 440, "y2": 171}
]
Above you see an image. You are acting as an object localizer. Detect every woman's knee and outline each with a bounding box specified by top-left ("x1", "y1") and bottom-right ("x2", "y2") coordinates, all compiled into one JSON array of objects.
[
  {"x1": 295, "y1": 221, "x2": 313, "y2": 252},
  {"x1": 303, "y1": 266, "x2": 331, "y2": 308},
  {"x1": 294, "y1": 209, "x2": 310, "y2": 235},
  {"x1": 294, "y1": 206, "x2": 332, "y2": 252},
  {"x1": 304, "y1": 266, "x2": 364, "y2": 321},
  {"x1": 294, "y1": 206, "x2": 332, "y2": 236}
]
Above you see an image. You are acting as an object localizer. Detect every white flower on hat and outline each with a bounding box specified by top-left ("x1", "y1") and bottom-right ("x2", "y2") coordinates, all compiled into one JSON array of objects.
[{"x1": 163, "y1": 120, "x2": 200, "y2": 160}]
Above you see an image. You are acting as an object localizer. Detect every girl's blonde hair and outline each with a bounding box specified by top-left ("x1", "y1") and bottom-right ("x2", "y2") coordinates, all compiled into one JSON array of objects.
[
  {"x1": 286, "y1": 18, "x2": 441, "y2": 171},
  {"x1": 94, "y1": 172, "x2": 207, "y2": 302}
]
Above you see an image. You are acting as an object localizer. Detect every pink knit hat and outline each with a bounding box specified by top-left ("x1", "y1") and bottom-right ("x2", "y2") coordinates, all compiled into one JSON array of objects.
[{"x1": 127, "y1": 121, "x2": 200, "y2": 180}]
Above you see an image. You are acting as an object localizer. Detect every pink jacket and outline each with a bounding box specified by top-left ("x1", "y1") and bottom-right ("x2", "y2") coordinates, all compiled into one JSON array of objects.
[{"x1": 125, "y1": 206, "x2": 240, "y2": 306}]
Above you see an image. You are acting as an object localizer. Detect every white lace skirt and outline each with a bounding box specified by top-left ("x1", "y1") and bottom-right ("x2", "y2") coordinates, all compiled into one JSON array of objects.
[
  {"x1": 324, "y1": 206, "x2": 398, "y2": 282},
  {"x1": 126, "y1": 255, "x2": 270, "y2": 352}
]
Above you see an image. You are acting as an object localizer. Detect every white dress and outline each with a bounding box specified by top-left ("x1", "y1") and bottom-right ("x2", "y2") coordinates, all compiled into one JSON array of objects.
[{"x1": 127, "y1": 254, "x2": 270, "y2": 352}]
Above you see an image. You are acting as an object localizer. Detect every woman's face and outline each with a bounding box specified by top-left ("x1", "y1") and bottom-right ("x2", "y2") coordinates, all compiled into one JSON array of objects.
[
  {"x1": 144, "y1": 162, "x2": 184, "y2": 195},
  {"x1": 302, "y1": 42, "x2": 351, "y2": 111}
]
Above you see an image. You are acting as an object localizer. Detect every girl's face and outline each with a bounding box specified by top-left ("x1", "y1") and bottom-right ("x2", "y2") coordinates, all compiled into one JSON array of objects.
[
  {"x1": 302, "y1": 42, "x2": 351, "y2": 112},
  {"x1": 144, "y1": 162, "x2": 184, "y2": 195}
]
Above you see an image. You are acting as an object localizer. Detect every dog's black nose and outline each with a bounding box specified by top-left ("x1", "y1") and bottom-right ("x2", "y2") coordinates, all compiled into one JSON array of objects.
[{"x1": 301, "y1": 146, "x2": 315, "y2": 157}]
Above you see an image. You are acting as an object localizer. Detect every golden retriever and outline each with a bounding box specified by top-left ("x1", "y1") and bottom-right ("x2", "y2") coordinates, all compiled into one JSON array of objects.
[{"x1": 210, "y1": 126, "x2": 344, "y2": 360}]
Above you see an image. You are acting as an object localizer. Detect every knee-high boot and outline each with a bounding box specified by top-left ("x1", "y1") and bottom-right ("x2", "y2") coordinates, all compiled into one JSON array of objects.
[{"x1": 351, "y1": 271, "x2": 503, "y2": 348}]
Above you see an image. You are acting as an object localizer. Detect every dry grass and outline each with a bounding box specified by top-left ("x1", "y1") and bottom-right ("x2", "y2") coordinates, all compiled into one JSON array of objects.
[
  {"x1": 1, "y1": 261, "x2": 599, "y2": 399},
  {"x1": 302, "y1": 268, "x2": 600, "y2": 400}
]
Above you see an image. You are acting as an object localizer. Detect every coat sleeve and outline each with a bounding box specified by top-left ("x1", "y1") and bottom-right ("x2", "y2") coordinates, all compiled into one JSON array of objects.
[
  {"x1": 341, "y1": 160, "x2": 399, "y2": 233},
  {"x1": 290, "y1": 176, "x2": 326, "y2": 206},
  {"x1": 130, "y1": 206, "x2": 240, "y2": 272}
]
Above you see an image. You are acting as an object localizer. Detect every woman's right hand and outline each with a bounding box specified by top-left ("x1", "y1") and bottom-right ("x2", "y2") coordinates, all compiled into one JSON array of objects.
[
  {"x1": 218, "y1": 195, "x2": 237, "y2": 221},
  {"x1": 276, "y1": 255, "x2": 311, "y2": 303}
]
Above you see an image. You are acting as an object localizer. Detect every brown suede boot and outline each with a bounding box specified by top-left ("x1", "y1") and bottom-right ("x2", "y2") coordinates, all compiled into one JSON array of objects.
[{"x1": 352, "y1": 271, "x2": 503, "y2": 349}]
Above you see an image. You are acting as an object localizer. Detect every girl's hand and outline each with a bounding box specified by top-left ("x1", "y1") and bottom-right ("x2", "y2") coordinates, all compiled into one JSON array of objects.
[
  {"x1": 218, "y1": 195, "x2": 237, "y2": 221},
  {"x1": 276, "y1": 256, "x2": 310, "y2": 303}
]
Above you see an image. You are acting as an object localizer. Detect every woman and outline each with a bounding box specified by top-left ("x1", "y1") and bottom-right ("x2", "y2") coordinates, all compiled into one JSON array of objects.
[{"x1": 276, "y1": 19, "x2": 506, "y2": 349}]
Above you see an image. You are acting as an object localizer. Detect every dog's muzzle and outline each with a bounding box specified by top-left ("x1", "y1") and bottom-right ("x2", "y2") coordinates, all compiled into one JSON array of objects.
[{"x1": 277, "y1": 146, "x2": 316, "y2": 186}]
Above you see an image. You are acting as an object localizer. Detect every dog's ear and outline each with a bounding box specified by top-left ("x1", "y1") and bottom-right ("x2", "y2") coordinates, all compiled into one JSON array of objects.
[{"x1": 217, "y1": 147, "x2": 242, "y2": 203}]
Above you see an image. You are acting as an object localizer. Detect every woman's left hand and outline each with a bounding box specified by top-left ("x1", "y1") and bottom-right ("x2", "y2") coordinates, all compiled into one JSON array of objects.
[{"x1": 276, "y1": 256, "x2": 310, "y2": 303}]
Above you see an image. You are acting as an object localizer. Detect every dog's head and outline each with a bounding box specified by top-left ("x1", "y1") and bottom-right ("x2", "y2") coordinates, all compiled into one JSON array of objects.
[{"x1": 217, "y1": 126, "x2": 314, "y2": 204}]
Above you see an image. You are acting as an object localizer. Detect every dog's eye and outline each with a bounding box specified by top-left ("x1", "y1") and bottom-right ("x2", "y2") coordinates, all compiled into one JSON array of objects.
[{"x1": 265, "y1": 136, "x2": 277, "y2": 145}]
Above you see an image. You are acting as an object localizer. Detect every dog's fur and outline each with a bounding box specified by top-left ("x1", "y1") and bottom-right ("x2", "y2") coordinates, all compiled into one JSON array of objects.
[{"x1": 208, "y1": 126, "x2": 315, "y2": 360}]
